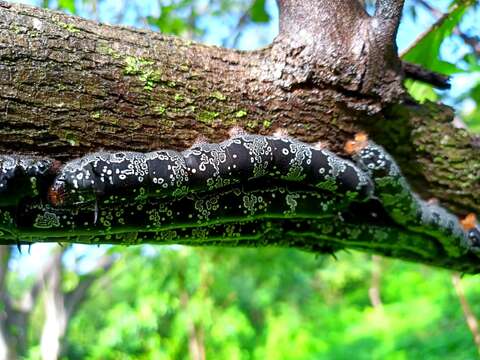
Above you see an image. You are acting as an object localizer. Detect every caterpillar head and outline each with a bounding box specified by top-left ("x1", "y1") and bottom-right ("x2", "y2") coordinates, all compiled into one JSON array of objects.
[
  {"x1": 273, "y1": 128, "x2": 289, "y2": 139},
  {"x1": 48, "y1": 158, "x2": 101, "y2": 207},
  {"x1": 228, "y1": 126, "x2": 246, "y2": 138},
  {"x1": 0, "y1": 157, "x2": 61, "y2": 206}
]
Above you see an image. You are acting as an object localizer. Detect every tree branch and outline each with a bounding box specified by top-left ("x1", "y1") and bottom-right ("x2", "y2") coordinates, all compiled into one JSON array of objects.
[
  {"x1": 0, "y1": 246, "x2": 10, "y2": 297},
  {"x1": 368, "y1": 255, "x2": 383, "y2": 309},
  {"x1": 277, "y1": 0, "x2": 368, "y2": 36},
  {"x1": 40, "y1": 247, "x2": 66, "y2": 360},
  {"x1": 374, "y1": 0, "x2": 405, "y2": 51},
  {"x1": 402, "y1": 61, "x2": 450, "y2": 89},
  {"x1": 17, "y1": 247, "x2": 66, "y2": 312},
  {"x1": 374, "y1": 0, "x2": 405, "y2": 32},
  {"x1": 0, "y1": 246, "x2": 13, "y2": 360}
]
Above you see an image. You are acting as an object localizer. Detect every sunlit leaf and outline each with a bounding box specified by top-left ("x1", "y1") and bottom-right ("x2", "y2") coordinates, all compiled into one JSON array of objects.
[
  {"x1": 404, "y1": 79, "x2": 438, "y2": 103},
  {"x1": 58, "y1": 0, "x2": 77, "y2": 14},
  {"x1": 401, "y1": 0, "x2": 475, "y2": 75},
  {"x1": 463, "y1": 53, "x2": 480, "y2": 72}
]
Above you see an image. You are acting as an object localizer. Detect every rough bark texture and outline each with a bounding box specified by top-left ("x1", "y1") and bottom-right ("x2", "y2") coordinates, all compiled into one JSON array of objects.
[{"x1": 0, "y1": 1, "x2": 479, "y2": 270}]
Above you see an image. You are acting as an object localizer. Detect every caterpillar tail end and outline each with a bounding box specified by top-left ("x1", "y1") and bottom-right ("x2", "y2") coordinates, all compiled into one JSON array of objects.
[{"x1": 344, "y1": 132, "x2": 369, "y2": 155}]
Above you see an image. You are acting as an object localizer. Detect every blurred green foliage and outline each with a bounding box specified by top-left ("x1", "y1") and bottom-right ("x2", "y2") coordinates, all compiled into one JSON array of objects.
[
  {"x1": 15, "y1": 247, "x2": 480, "y2": 359},
  {"x1": 6, "y1": 0, "x2": 480, "y2": 358}
]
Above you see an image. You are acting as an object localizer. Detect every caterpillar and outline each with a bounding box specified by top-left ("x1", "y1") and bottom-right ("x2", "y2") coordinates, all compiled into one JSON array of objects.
[
  {"x1": 1, "y1": 176, "x2": 476, "y2": 265},
  {"x1": 3, "y1": 204, "x2": 468, "y2": 270},
  {"x1": 0, "y1": 132, "x2": 478, "y2": 264},
  {"x1": 0, "y1": 187, "x2": 448, "y2": 263},
  {"x1": 48, "y1": 134, "x2": 373, "y2": 207}
]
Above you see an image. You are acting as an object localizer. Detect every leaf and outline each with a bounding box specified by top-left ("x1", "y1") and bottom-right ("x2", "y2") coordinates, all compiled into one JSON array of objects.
[
  {"x1": 147, "y1": 1, "x2": 202, "y2": 37},
  {"x1": 463, "y1": 107, "x2": 480, "y2": 133},
  {"x1": 250, "y1": 0, "x2": 270, "y2": 23},
  {"x1": 404, "y1": 79, "x2": 438, "y2": 103},
  {"x1": 401, "y1": 0, "x2": 475, "y2": 75},
  {"x1": 463, "y1": 53, "x2": 480, "y2": 72},
  {"x1": 58, "y1": 0, "x2": 77, "y2": 14}
]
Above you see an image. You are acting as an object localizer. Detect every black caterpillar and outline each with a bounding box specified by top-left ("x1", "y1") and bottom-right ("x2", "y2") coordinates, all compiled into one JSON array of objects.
[
  {"x1": 0, "y1": 132, "x2": 478, "y2": 261},
  {"x1": 0, "y1": 186, "x2": 446, "y2": 263}
]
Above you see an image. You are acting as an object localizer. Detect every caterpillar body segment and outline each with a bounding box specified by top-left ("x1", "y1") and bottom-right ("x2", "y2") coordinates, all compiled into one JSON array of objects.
[{"x1": 49, "y1": 135, "x2": 373, "y2": 207}]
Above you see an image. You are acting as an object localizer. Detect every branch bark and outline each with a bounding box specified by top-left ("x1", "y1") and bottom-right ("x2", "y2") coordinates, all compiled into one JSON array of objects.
[{"x1": 402, "y1": 62, "x2": 450, "y2": 89}]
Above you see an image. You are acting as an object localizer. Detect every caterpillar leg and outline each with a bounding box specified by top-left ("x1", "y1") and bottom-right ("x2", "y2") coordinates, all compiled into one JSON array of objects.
[
  {"x1": 346, "y1": 133, "x2": 477, "y2": 257},
  {"x1": 76, "y1": 220, "x2": 444, "y2": 268}
]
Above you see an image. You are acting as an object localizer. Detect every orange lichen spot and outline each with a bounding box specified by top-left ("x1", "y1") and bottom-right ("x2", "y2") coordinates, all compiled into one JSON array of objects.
[
  {"x1": 461, "y1": 213, "x2": 478, "y2": 231},
  {"x1": 344, "y1": 132, "x2": 369, "y2": 154}
]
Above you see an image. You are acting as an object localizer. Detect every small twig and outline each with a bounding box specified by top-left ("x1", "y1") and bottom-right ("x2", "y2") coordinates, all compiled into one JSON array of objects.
[
  {"x1": 368, "y1": 255, "x2": 383, "y2": 309},
  {"x1": 413, "y1": 0, "x2": 441, "y2": 17},
  {"x1": 452, "y1": 272, "x2": 480, "y2": 355},
  {"x1": 402, "y1": 61, "x2": 451, "y2": 89}
]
